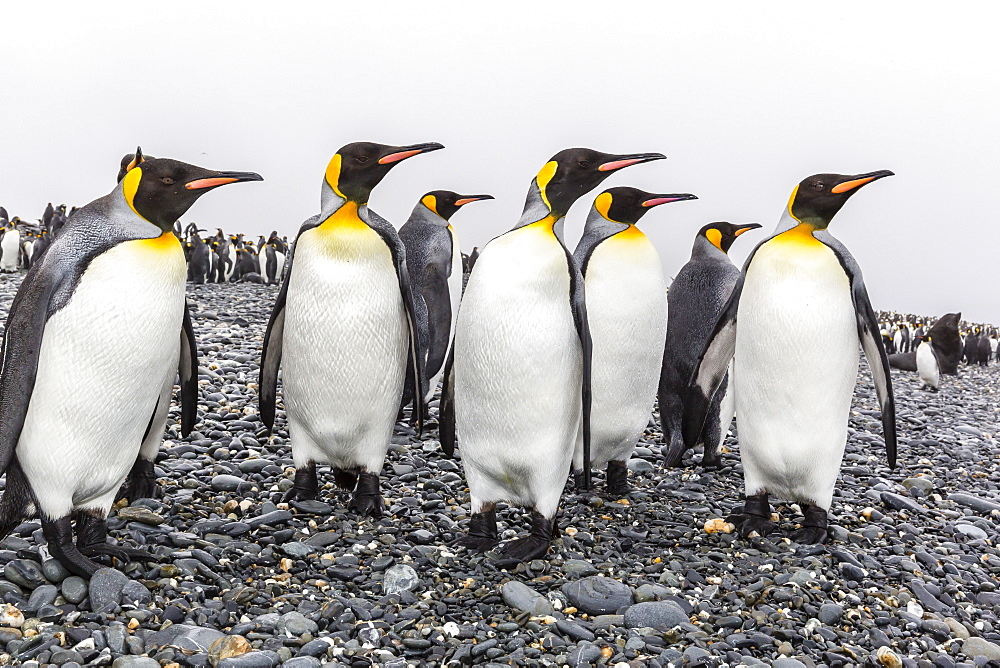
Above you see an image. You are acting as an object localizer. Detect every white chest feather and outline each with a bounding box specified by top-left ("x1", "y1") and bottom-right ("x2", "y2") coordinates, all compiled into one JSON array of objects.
[
  {"x1": 583, "y1": 229, "x2": 667, "y2": 464},
  {"x1": 734, "y1": 228, "x2": 859, "y2": 508},
  {"x1": 916, "y1": 342, "x2": 940, "y2": 389},
  {"x1": 281, "y1": 214, "x2": 408, "y2": 470},
  {"x1": 19, "y1": 235, "x2": 187, "y2": 517}
]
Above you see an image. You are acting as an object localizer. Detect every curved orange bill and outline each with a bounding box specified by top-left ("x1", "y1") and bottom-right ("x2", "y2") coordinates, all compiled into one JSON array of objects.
[
  {"x1": 378, "y1": 142, "x2": 445, "y2": 165},
  {"x1": 733, "y1": 223, "x2": 763, "y2": 236},
  {"x1": 831, "y1": 169, "x2": 894, "y2": 194},
  {"x1": 454, "y1": 195, "x2": 495, "y2": 206},
  {"x1": 185, "y1": 171, "x2": 263, "y2": 190},
  {"x1": 598, "y1": 152, "x2": 666, "y2": 172},
  {"x1": 642, "y1": 194, "x2": 697, "y2": 207}
]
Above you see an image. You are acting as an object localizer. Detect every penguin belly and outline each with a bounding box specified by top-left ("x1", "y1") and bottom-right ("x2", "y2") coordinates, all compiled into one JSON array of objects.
[
  {"x1": 1, "y1": 232, "x2": 20, "y2": 271},
  {"x1": 17, "y1": 235, "x2": 186, "y2": 519},
  {"x1": 454, "y1": 226, "x2": 580, "y2": 519},
  {"x1": 282, "y1": 220, "x2": 408, "y2": 473},
  {"x1": 579, "y1": 231, "x2": 666, "y2": 468},
  {"x1": 735, "y1": 234, "x2": 858, "y2": 510},
  {"x1": 424, "y1": 227, "x2": 464, "y2": 402},
  {"x1": 916, "y1": 342, "x2": 940, "y2": 389}
]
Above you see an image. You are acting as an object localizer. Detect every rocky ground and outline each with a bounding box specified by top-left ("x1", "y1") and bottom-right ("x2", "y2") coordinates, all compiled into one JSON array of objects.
[{"x1": 0, "y1": 276, "x2": 999, "y2": 668}]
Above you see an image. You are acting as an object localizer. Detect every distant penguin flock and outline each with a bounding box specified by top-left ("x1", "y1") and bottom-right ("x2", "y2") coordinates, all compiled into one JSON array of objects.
[{"x1": 1, "y1": 139, "x2": 994, "y2": 578}]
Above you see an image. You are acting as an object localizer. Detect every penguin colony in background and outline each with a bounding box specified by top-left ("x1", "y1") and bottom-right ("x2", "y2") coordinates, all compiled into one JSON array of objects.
[{"x1": 1, "y1": 137, "x2": 961, "y2": 577}]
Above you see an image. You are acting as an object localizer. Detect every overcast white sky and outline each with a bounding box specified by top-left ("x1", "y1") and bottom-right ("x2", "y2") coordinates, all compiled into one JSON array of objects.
[{"x1": 2, "y1": 3, "x2": 997, "y2": 321}]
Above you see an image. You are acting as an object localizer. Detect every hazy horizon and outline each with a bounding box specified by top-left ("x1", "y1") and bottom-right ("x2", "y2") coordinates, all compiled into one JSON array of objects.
[{"x1": 3, "y1": 3, "x2": 997, "y2": 321}]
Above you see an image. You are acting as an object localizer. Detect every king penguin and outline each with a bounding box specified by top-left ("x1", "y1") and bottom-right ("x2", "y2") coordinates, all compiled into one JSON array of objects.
[
  {"x1": 0, "y1": 148, "x2": 261, "y2": 575},
  {"x1": 684, "y1": 170, "x2": 898, "y2": 544},
  {"x1": 259, "y1": 141, "x2": 440, "y2": 517},
  {"x1": 571, "y1": 186, "x2": 697, "y2": 495},
  {"x1": 441, "y1": 148, "x2": 665, "y2": 562},
  {"x1": 399, "y1": 190, "x2": 494, "y2": 404},
  {"x1": 916, "y1": 335, "x2": 940, "y2": 390},
  {"x1": 659, "y1": 221, "x2": 762, "y2": 469}
]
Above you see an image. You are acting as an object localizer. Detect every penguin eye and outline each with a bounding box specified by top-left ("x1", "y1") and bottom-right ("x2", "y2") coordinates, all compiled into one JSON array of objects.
[
  {"x1": 812, "y1": 181, "x2": 825, "y2": 191},
  {"x1": 160, "y1": 177, "x2": 175, "y2": 185},
  {"x1": 356, "y1": 155, "x2": 370, "y2": 164},
  {"x1": 578, "y1": 160, "x2": 592, "y2": 169}
]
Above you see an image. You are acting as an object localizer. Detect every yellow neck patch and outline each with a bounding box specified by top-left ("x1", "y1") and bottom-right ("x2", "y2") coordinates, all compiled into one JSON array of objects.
[
  {"x1": 613, "y1": 224, "x2": 645, "y2": 242},
  {"x1": 772, "y1": 222, "x2": 822, "y2": 247},
  {"x1": 523, "y1": 213, "x2": 559, "y2": 234},
  {"x1": 135, "y1": 231, "x2": 181, "y2": 252},
  {"x1": 705, "y1": 228, "x2": 724, "y2": 251},
  {"x1": 318, "y1": 200, "x2": 364, "y2": 231},
  {"x1": 121, "y1": 167, "x2": 147, "y2": 221},
  {"x1": 594, "y1": 192, "x2": 615, "y2": 221},
  {"x1": 535, "y1": 161, "x2": 558, "y2": 211},
  {"x1": 422, "y1": 194, "x2": 438, "y2": 216},
  {"x1": 324, "y1": 154, "x2": 347, "y2": 199}
]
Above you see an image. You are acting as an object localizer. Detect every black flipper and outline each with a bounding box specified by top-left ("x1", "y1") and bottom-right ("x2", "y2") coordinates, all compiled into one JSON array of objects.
[
  {"x1": 562, "y1": 247, "x2": 593, "y2": 489},
  {"x1": 259, "y1": 215, "x2": 320, "y2": 432},
  {"x1": 440, "y1": 347, "x2": 457, "y2": 457},
  {"x1": 179, "y1": 300, "x2": 198, "y2": 436},
  {"x1": 816, "y1": 231, "x2": 897, "y2": 468},
  {"x1": 423, "y1": 262, "x2": 453, "y2": 381},
  {"x1": 365, "y1": 210, "x2": 426, "y2": 433},
  {"x1": 681, "y1": 278, "x2": 742, "y2": 448},
  {"x1": 0, "y1": 261, "x2": 68, "y2": 476}
]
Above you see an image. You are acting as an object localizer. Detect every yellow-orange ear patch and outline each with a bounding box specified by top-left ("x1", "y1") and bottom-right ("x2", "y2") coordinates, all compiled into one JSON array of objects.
[
  {"x1": 705, "y1": 228, "x2": 723, "y2": 250},
  {"x1": 422, "y1": 194, "x2": 438, "y2": 215},
  {"x1": 324, "y1": 154, "x2": 346, "y2": 198},
  {"x1": 536, "y1": 161, "x2": 558, "y2": 211},
  {"x1": 594, "y1": 192, "x2": 614, "y2": 221}
]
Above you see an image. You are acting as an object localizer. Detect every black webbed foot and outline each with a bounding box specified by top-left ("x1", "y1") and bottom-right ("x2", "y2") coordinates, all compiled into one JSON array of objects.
[
  {"x1": 791, "y1": 505, "x2": 829, "y2": 544},
  {"x1": 606, "y1": 460, "x2": 630, "y2": 497},
  {"x1": 495, "y1": 511, "x2": 553, "y2": 567},
  {"x1": 117, "y1": 457, "x2": 160, "y2": 502},
  {"x1": 43, "y1": 516, "x2": 102, "y2": 578},
  {"x1": 727, "y1": 492, "x2": 775, "y2": 538},
  {"x1": 454, "y1": 508, "x2": 499, "y2": 552},
  {"x1": 283, "y1": 463, "x2": 319, "y2": 502},
  {"x1": 348, "y1": 472, "x2": 384, "y2": 518}
]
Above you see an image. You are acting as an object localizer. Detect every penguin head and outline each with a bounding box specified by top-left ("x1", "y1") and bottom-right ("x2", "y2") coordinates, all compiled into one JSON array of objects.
[
  {"x1": 697, "y1": 222, "x2": 763, "y2": 253},
  {"x1": 593, "y1": 187, "x2": 697, "y2": 225},
  {"x1": 120, "y1": 150, "x2": 263, "y2": 231},
  {"x1": 324, "y1": 142, "x2": 444, "y2": 204},
  {"x1": 788, "y1": 170, "x2": 894, "y2": 228},
  {"x1": 421, "y1": 191, "x2": 494, "y2": 221},
  {"x1": 534, "y1": 148, "x2": 666, "y2": 218}
]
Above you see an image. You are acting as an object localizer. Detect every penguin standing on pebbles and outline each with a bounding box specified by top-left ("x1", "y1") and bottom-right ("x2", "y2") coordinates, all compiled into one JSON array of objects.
[
  {"x1": 685, "y1": 171, "x2": 897, "y2": 544},
  {"x1": 442, "y1": 148, "x2": 665, "y2": 562},
  {"x1": 659, "y1": 222, "x2": 761, "y2": 469},
  {"x1": 571, "y1": 187, "x2": 697, "y2": 495},
  {"x1": 0, "y1": 149, "x2": 261, "y2": 576},
  {"x1": 399, "y1": 190, "x2": 494, "y2": 403},
  {"x1": 916, "y1": 335, "x2": 940, "y2": 390},
  {"x1": 259, "y1": 141, "x2": 439, "y2": 517}
]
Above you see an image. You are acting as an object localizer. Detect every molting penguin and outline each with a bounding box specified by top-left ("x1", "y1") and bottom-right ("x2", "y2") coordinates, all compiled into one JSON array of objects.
[
  {"x1": 660, "y1": 221, "x2": 761, "y2": 469},
  {"x1": 442, "y1": 148, "x2": 665, "y2": 563},
  {"x1": 571, "y1": 187, "x2": 697, "y2": 495},
  {"x1": 0, "y1": 148, "x2": 261, "y2": 575},
  {"x1": 684, "y1": 170, "x2": 898, "y2": 544},
  {"x1": 916, "y1": 335, "x2": 940, "y2": 390},
  {"x1": 399, "y1": 190, "x2": 494, "y2": 404},
  {"x1": 259, "y1": 141, "x2": 440, "y2": 517}
]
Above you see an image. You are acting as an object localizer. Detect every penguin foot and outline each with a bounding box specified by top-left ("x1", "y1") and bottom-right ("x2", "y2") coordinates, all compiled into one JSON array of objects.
[
  {"x1": 283, "y1": 463, "x2": 319, "y2": 502},
  {"x1": 606, "y1": 461, "x2": 630, "y2": 497},
  {"x1": 80, "y1": 542, "x2": 162, "y2": 564},
  {"x1": 662, "y1": 443, "x2": 686, "y2": 468},
  {"x1": 700, "y1": 451, "x2": 723, "y2": 470},
  {"x1": 495, "y1": 511, "x2": 554, "y2": 565},
  {"x1": 727, "y1": 493, "x2": 774, "y2": 538},
  {"x1": 347, "y1": 472, "x2": 384, "y2": 518},
  {"x1": 43, "y1": 516, "x2": 102, "y2": 579},
  {"x1": 117, "y1": 458, "x2": 160, "y2": 502},
  {"x1": 791, "y1": 505, "x2": 828, "y2": 544},
  {"x1": 454, "y1": 508, "x2": 499, "y2": 552},
  {"x1": 572, "y1": 470, "x2": 588, "y2": 493}
]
